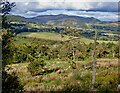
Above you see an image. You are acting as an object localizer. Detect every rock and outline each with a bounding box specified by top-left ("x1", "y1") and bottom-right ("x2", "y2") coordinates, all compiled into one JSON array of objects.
[
  {"x1": 71, "y1": 63, "x2": 77, "y2": 69},
  {"x1": 56, "y1": 70, "x2": 62, "y2": 74},
  {"x1": 56, "y1": 69, "x2": 64, "y2": 74},
  {"x1": 117, "y1": 84, "x2": 120, "y2": 91}
]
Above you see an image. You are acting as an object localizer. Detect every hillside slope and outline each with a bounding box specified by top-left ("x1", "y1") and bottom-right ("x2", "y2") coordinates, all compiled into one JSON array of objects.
[{"x1": 28, "y1": 14, "x2": 101, "y2": 24}]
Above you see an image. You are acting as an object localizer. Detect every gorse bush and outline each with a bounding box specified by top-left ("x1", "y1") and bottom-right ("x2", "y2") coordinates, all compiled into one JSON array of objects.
[
  {"x1": 27, "y1": 58, "x2": 46, "y2": 76},
  {"x1": 13, "y1": 39, "x2": 118, "y2": 64}
]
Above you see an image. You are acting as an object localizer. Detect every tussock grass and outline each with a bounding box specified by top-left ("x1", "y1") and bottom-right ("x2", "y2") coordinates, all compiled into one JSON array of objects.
[{"x1": 6, "y1": 58, "x2": 118, "y2": 92}]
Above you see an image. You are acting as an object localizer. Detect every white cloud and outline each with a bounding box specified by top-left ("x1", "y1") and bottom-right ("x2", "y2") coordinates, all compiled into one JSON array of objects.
[
  {"x1": 9, "y1": 1, "x2": 119, "y2": 21},
  {"x1": 11, "y1": 9, "x2": 118, "y2": 22},
  {"x1": 9, "y1": 0, "x2": 119, "y2": 2},
  {"x1": 11, "y1": 1, "x2": 118, "y2": 12}
]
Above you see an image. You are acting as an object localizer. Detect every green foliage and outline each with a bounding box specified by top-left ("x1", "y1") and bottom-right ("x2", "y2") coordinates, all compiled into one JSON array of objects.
[
  {"x1": 12, "y1": 36, "x2": 118, "y2": 65},
  {"x1": 1, "y1": 1, "x2": 15, "y2": 29},
  {"x1": 2, "y1": 30, "x2": 15, "y2": 67},
  {"x1": 96, "y1": 73, "x2": 118, "y2": 92},
  {"x1": 1, "y1": 0, "x2": 16, "y2": 67},
  {"x1": 2, "y1": 70, "x2": 23, "y2": 93},
  {"x1": 27, "y1": 58, "x2": 46, "y2": 76},
  {"x1": 1, "y1": 1, "x2": 23, "y2": 93}
]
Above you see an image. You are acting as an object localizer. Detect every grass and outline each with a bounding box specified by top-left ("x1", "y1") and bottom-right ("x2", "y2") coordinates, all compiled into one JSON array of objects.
[
  {"x1": 6, "y1": 60, "x2": 89, "y2": 91},
  {"x1": 28, "y1": 23, "x2": 50, "y2": 29},
  {"x1": 6, "y1": 58, "x2": 118, "y2": 92},
  {"x1": 18, "y1": 32, "x2": 70, "y2": 41},
  {"x1": 80, "y1": 38, "x2": 94, "y2": 44},
  {"x1": 80, "y1": 37, "x2": 118, "y2": 44},
  {"x1": 97, "y1": 40, "x2": 118, "y2": 44},
  {"x1": 18, "y1": 32, "x2": 118, "y2": 44},
  {"x1": 14, "y1": 36, "x2": 32, "y2": 44}
]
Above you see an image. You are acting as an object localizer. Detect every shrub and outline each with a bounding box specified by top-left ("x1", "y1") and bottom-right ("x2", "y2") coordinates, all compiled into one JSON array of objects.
[
  {"x1": 2, "y1": 70, "x2": 23, "y2": 93},
  {"x1": 96, "y1": 72, "x2": 118, "y2": 92},
  {"x1": 27, "y1": 58, "x2": 46, "y2": 76}
]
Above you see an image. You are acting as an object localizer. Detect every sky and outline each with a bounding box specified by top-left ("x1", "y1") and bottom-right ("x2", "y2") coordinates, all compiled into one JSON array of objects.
[{"x1": 9, "y1": 0, "x2": 119, "y2": 22}]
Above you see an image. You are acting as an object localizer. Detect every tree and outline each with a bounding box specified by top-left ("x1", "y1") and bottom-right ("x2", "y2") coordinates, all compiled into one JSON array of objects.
[
  {"x1": 1, "y1": 0, "x2": 15, "y2": 29},
  {"x1": 1, "y1": 0, "x2": 15, "y2": 67},
  {"x1": 2, "y1": 70, "x2": 23, "y2": 93},
  {"x1": 92, "y1": 30, "x2": 97, "y2": 89},
  {"x1": 1, "y1": 0, "x2": 23, "y2": 92}
]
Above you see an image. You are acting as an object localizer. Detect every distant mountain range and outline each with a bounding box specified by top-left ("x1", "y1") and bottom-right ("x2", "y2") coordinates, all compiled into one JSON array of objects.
[
  {"x1": 1, "y1": 14, "x2": 118, "y2": 32},
  {"x1": 6, "y1": 14, "x2": 101, "y2": 28},
  {"x1": 27, "y1": 14, "x2": 101, "y2": 24}
]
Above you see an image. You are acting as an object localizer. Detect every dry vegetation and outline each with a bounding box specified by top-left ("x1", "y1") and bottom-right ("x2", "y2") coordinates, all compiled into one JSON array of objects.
[{"x1": 6, "y1": 58, "x2": 119, "y2": 92}]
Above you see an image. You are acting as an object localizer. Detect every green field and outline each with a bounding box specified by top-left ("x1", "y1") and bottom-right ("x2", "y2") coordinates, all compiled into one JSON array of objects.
[
  {"x1": 80, "y1": 38, "x2": 118, "y2": 44},
  {"x1": 18, "y1": 32, "x2": 70, "y2": 41},
  {"x1": 18, "y1": 32, "x2": 118, "y2": 44}
]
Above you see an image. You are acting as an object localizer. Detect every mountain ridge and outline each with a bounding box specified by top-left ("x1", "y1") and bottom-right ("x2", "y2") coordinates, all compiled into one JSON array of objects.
[{"x1": 27, "y1": 14, "x2": 101, "y2": 24}]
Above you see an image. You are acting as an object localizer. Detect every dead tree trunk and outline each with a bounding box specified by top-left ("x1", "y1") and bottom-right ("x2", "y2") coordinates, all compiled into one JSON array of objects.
[{"x1": 92, "y1": 30, "x2": 97, "y2": 88}]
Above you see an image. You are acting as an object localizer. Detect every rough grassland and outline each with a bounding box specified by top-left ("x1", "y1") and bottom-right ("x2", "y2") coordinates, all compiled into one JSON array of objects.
[
  {"x1": 6, "y1": 59, "x2": 118, "y2": 92},
  {"x1": 18, "y1": 32, "x2": 70, "y2": 41},
  {"x1": 18, "y1": 32, "x2": 117, "y2": 44}
]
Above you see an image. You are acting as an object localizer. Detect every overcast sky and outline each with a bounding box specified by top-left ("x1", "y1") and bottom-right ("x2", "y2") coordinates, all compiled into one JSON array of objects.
[{"x1": 9, "y1": 0, "x2": 119, "y2": 22}]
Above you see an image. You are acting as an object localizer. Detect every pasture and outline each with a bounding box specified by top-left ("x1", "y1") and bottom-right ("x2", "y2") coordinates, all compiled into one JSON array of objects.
[
  {"x1": 18, "y1": 32, "x2": 118, "y2": 44},
  {"x1": 18, "y1": 32, "x2": 70, "y2": 41}
]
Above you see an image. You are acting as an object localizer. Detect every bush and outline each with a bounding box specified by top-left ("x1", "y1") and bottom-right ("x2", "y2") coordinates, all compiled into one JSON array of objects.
[
  {"x1": 2, "y1": 70, "x2": 23, "y2": 93},
  {"x1": 27, "y1": 58, "x2": 46, "y2": 76},
  {"x1": 96, "y1": 72, "x2": 118, "y2": 92}
]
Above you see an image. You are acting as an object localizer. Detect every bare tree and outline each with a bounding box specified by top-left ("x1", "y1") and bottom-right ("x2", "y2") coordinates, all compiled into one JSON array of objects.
[{"x1": 92, "y1": 29, "x2": 97, "y2": 88}]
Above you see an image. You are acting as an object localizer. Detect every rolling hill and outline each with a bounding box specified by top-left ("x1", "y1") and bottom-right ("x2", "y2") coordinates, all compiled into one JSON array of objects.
[
  {"x1": 5, "y1": 14, "x2": 101, "y2": 28},
  {"x1": 28, "y1": 14, "x2": 101, "y2": 24},
  {"x1": 3, "y1": 14, "x2": 100, "y2": 24},
  {"x1": 2, "y1": 14, "x2": 118, "y2": 33}
]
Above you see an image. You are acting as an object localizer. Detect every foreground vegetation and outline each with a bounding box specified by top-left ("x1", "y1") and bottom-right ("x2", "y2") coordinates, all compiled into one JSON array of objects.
[
  {"x1": 6, "y1": 58, "x2": 118, "y2": 92},
  {"x1": 3, "y1": 25, "x2": 118, "y2": 92},
  {"x1": 4, "y1": 34, "x2": 118, "y2": 92},
  {"x1": 2, "y1": 1, "x2": 119, "y2": 92}
]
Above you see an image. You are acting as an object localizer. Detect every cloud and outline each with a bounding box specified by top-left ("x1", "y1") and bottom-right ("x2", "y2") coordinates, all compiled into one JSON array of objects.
[
  {"x1": 10, "y1": 1, "x2": 119, "y2": 21},
  {"x1": 11, "y1": 9, "x2": 118, "y2": 22},
  {"x1": 88, "y1": 2, "x2": 118, "y2": 12},
  {"x1": 11, "y1": 1, "x2": 118, "y2": 12},
  {"x1": 9, "y1": 0, "x2": 119, "y2": 2}
]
